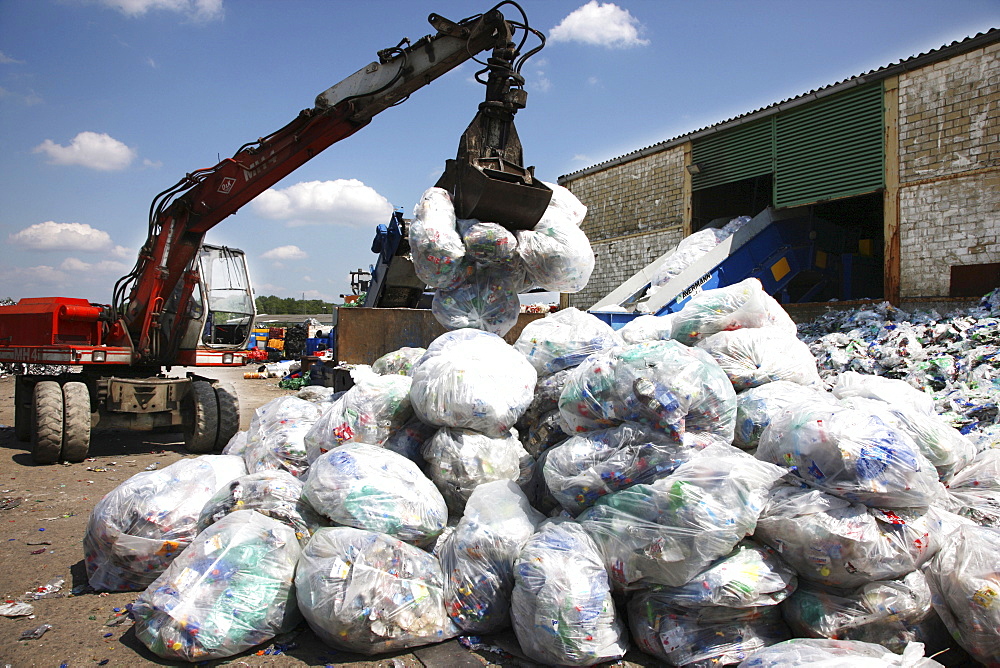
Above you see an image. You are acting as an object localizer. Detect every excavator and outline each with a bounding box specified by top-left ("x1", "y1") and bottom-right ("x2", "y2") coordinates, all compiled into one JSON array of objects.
[{"x1": 0, "y1": 2, "x2": 551, "y2": 464}]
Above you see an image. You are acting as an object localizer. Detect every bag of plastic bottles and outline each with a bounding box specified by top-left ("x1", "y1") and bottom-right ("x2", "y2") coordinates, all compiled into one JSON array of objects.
[
  {"x1": 832, "y1": 370, "x2": 936, "y2": 416},
  {"x1": 629, "y1": 599, "x2": 791, "y2": 667},
  {"x1": 734, "y1": 381, "x2": 835, "y2": 450},
  {"x1": 579, "y1": 444, "x2": 786, "y2": 589},
  {"x1": 420, "y1": 427, "x2": 532, "y2": 514},
  {"x1": 946, "y1": 448, "x2": 1000, "y2": 526},
  {"x1": 543, "y1": 421, "x2": 698, "y2": 515},
  {"x1": 303, "y1": 368, "x2": 412, "y2": 461},
  {"x1": 650, "y1": 227, "x2": 727, "y2": 289},
  {"x1": 381, "y1": 416, "x2": 436, "y2": 467},
  {"x1": 697, "y1": 327, "x2": 822, "y2": 391},
  {"x1": 436, "y1": 481, "x2": 543, "y2": 633},
  {"x1": 457, "y1": 218, "x2": 517, "y2": 263},
  {"x1": 515, "y1": 184, "x2": 594, "y2": 293},
  {"x1": 782, "y1": 571, "x2": 950, "y2": 655},
  {"x1": 409, "y1": 329, "x2": 537, "y2": 438},
  {"x1": 84, "y1": 455, "x2": 247, "y2": 591},
  {"x1": 754, "y1": 485, "x2": 957, "y2": 588},
  {"x1": 738, "y1": 638, "x2": 946, "y2": 667},
  {"x1": 295, "y1": 526, "x2": 458, "y2": 654},
  {"x1": 618, "y1": 313, "x2": 675, "y2": 344},
  {"x1": 371, "y1": 346, "x2": 426, "y2": 376},
  {"x1": 638, "y1": 540, "x2": 797, "y2": 609},
  {"x1": 196, "y1": 470, "x2": 326, "y2": 544},
  {"x1": 670, "y1": 278, "x2": 797, "y2": 345},
  {"x1": 302, "y1": 443, "x2": 447, "y2": 545},
  {"x1": 409, "y1": 187, "x2": 471, "y2": 290},
  {"x1": 558, "y1": 340, "x2": 737, "y2": 446},
  {"x1": 511, "y1": 519, "x2": 627, "y2": 666},
  {"x1": 513, "y1": 307, "x2": 622, "y2": 376},
  {"x1": 221, "y1": 429, "x2": 249, "y2": 456},
  {"x1": 922, "y1": 523, "x2": 1000, "y2": 666},
  {"x1": 242, "y1": 396, "x2": 323, "y2": 478},
  {"x1": 756, "y1": 401, "x2": 945, "y2": 508},
  {"x1": 430, "y1": 260, "x2": 524, "y2": 336},
  {"x1": 131, "y1": 511, "x2": 301, "y2": 662}
]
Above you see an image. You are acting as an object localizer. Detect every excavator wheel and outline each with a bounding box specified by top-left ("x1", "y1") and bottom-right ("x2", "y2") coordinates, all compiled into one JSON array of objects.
[
  {"x1": 31, "y1": 381, "x2": 64, "y2": 465},
  {"x1": 182, "y1": 380, "x2": 219, "y2": 454},
  {"x1": 13, "y1": 377, "x2": 31, "y2": 442},
  {"x1": 214, "y1": 382, "x2": 240, "y2": 451},
  {"x1": 61, "y1": 381, "x2": 92, "y2": 463}
]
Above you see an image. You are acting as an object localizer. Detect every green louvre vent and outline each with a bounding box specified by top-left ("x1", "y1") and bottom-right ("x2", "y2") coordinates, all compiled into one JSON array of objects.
[
  {"x1": 774, "y1": 82, "x2": 885, "y2": 207},
  {"x1": 691, "y1": 118, "x2": 773, "y2": 191}
]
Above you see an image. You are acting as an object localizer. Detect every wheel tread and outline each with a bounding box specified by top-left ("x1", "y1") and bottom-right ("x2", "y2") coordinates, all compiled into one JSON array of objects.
[
  {"x1": 31, "y1": 381, "x2": 63, "y2": 465},
  {"x1": 62, "y1": 381, "x2": 92, "y2": 462}
]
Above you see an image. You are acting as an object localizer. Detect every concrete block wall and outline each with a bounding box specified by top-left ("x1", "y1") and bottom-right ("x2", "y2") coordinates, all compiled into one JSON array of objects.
[{"x1": 897, "y1": 41, "x2": 1000, "y2": 297}]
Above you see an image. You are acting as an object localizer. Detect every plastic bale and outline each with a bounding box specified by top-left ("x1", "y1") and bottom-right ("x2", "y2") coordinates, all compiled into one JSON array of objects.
[
  {"x1": 638, "y1": 539, "x2": 797, "y2": 609},
  {"x1": 302, "y1": 443, "x2": 447, "y2": 546},
  {"x1": 670, "y1": 278, "x2": 798, "y2": 345},
  {"x1": 513, "y1": 307, "x2": 622, "y2": 376},
  {"x1": 946, "y1": 448, "x2": 1000, "y2": 526},
  {"x1": 409, "y1": 187, "x2": 471, "y2": 290},
  {"x1": 753, "y1": 485, "x2": 960, "y2": 589},
  {"x1": 756, "y1": 401, "x2": 945, "y2": 508},
  {"x1": 781, "y1": 571, "x2": 951, "y2": 655},
  {"x1": 436, "y1": 480, "x2": 544, "y2": 633},
  {"x1": 409, "y1": 329, "x2": 537, "y2": 438},
  {"x1": 558, "y1": 340, "x2": 737, "y2": 447},
  {"x1": 629, "y1": 599, "x2": 791, "y2": 667},
  {"x1": 242, "y1": 396, "x2": 323, "y2": 478},
  {"x1": 371, "y1": 346, "x2": 426, "y2": 376},
  {"x1": 457, "y1": 218, "x2": 517, "y2": 263},
  {"x1": 196, "y1": 470, "x2": 327, "y2": 545},
  {"x1": 420, "y1": 427, "x2": 531, "y2": 515},
  {"x1": 303, "y1": 369, "x2": 413, "y2": 462},
  {"x1": 737, "y1": 638, "x2": 946, "y2": 667},
  {"x1": 543, "y1": 421, "x2": 701, "y2": 516},
  {"x1": 131, "y1": 511, "x2": 301, "y2": 662},
  {"x1": 84, "y1": 455, "x2": 247, "y2": 591},
  {"x1": 431, "y1": 260, "x2": 524, "y2": 336},
  {"x1": 515, "y1": 184, "x2": 594, "y2": 293},
  {"x1": 511, "y1": 519, "x2": 628, "y2": 666},
  {"x1": 922, "y1": 523, "x2": 1000, "y2": 666},
  {"x1": 579, "y1": 444, "x2": 787, "y2": 589},
  {"x1": 832, "y1": 370, "x2": 936, "y2": 416},
  {"x1": 619, "y1": 313, "x2": 675, "y2": 344},
  {"x1": 734, "y1": 381, "x2": 835, "y2": 451},
  {"x1": 295, "y1": 526, "x2": 458, "y2": 654},
  {"x1": 697, "y1": 327, "x2": 822, "y2": 392}
]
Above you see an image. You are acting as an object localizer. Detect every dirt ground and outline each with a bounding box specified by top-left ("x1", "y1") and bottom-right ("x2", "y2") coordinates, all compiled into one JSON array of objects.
[{"x1": 0, "y1": 367, "x2": 656, "y2": 668}]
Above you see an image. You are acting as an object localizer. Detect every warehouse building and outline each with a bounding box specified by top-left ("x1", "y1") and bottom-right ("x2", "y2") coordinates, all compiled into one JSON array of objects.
[{"x1": 558, "y1": 29, "x2": 1000, "y2": 312}]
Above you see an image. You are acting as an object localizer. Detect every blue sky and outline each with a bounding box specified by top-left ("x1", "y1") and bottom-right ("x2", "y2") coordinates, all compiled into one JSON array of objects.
[{"x1": 1, "y1": 0, "x2": 997, "y2": 304}]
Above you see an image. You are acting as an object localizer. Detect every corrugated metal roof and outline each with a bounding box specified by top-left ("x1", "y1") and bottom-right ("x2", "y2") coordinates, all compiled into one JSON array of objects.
[{"x1": 559, "y1": 28, "x2": 1000, "y2": 183}]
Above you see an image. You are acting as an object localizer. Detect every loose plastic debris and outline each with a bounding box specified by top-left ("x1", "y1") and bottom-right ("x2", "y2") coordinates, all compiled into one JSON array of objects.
[{"x1": 19, "y1": 623, "x2": 52, "y2": 640}]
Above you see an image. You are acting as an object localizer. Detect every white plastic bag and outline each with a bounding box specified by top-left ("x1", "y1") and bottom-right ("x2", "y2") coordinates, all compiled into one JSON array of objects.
[
  {"x1": 515, "y1": 184, "x2": 594, "y2": 293},
  {"x1": 430, "y1": 260, "x2": 524, "y2": 336},
  {"x1": 409, "y1": 187, "x2": 470, "y2": 290},
  {"x1": 457, "y1": 218, "x2": 517, "y2": 263},
  {"x1": 514, "y1": 307, "x2": 622, "y2": 376},
  {"x1": 618, "y1": 313, "x2": 675, "y2": 344},
  {"x1": 371, "y1": 346, "x2": 426, "y2": 376},
  {"x1": 671, "y1": 278, "x2": 797, "y2": 345},
  {"x1": 242, "y1": 396, "x2": 323, "y2": 478},
  {"x1": 734, "y1": 381, "x2": 835, "y2": 450},
  {"x1": 697, "y1": 327, "x2": 822, "y2": 391},
  {"x1": 738, "y1": 638, "x2": 945, "y2": 667}
]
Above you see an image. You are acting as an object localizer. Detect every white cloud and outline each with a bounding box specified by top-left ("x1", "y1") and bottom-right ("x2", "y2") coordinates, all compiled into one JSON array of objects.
[
  {"x1": 550, "y1": 1, "x2": 649, "y2": 48},
  {"x1": 9, "y1": 221, "x2": 118, "y2": 252},
  {"x1": 0, "y1": 265, "x2": 69, "y2": 288},
  {"x1": 530, "y1": 70, "x2": 552, "y2": 93},
  {"x1": 0, "y1": 51, "x2": 25, "y2": 65},
  {"x1": 261, "y1": 245, "x2": 307, "y2": 261},
  {"x1": 0, "y1": 86, "x2": 42, "y2": 106},
  {"x1": 99, "y1": 0, "x2": 223, "y2": 21},
  {"x1": 59, "y1": 257, "x2": 130, "y2": 274},
  {"x1": 252, "y1": 179, "x2": 394, "y2": 228},
  {"x1": 33, "y1": 132, "x2": 136, "y2": 171}
]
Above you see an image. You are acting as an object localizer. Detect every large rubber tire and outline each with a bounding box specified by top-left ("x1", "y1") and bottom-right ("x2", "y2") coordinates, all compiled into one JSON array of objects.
[
  {"x1": 14, "y1": 377, "x2": 31, "y2": 442},
  {"x1": 214, "y1": 382, "x2": 240, "y2": 451},
  {"x1": 31, "y1": 381, "x2": 64, "y2": 465},
  {"x1": 182, "y1": 380, "x2": 219, "y2": 454},
  {"x1": 61, "y1": 381, "x2": 92, "y2": 463}
]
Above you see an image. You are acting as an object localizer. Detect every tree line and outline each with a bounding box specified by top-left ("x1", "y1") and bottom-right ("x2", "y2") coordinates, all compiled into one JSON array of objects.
[{"x1": 254, "y1": 295, "x2": 337, "y2": 315}]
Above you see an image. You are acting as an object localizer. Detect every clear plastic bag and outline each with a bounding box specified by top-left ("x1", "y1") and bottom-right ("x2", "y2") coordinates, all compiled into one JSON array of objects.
[
  {"x1": 457, "y1": 218, "x2": 517, "y2": 263},
  {"x1": 420, "y1": 427, "x2": 531, "y2": 514},
  {"x1": 84, "y1": 455, "x2": 247, "y2": 591},
  {"x1": 579, "y1": 444, "x2": 786, "y2": 589},
  {"x1": 832, "y1": 370, "x2": 936, "y2": 416},
  {"x1": 221, "y1": 430, "x2": 248, "y2": 456},
  {"x1": 242, "y1": 396, "x2": 323, "y2": 478},
  {"x1": 947, "y1": 448, "x2": 1000, "y2": 526},
  {"x1": 650, "y1": 227, "x2": 727, "y2": 288},
  {"x1": 738, "y1": 638, "x2": 945, "y2": 667},
  {"x1": 782, "y1": 571, "x2": 950, "y2": 655},
  {"x1": 409, "y1": 187, "x2": 471, "y2": 290},
  {"x1": 618, "y1": 313, "x2": 675, "y2": 344},
  {"x1": 196, "y1": 470, "x2": 326, "y2": 544},
  {"x1": 431, "y1": 260, "x2": 524, "y2": 336},
  {"x1": 381, "y1": 416, "x2": 437, "y2": 467},
  {"x1": 629, "y1": 599, "x2": 791, "y2": 667},
  {"x1": 558, "y1": 339, "x2": 737, "y2": 445},
  {"x1": 437, "y1": 480, "x2": 543, "y2": 633},
  {"x1": 302, "y1": 443, "x2": 447, "y2": 546},
  {"x1": 295, "y1": 526, "x2": 457, "y2": 654},
  {"x1": 734, "y1": 381, "x2": 835, "y2": 450},
  {"x1": 922, "y1": 523, "x2": 1000, "y2": 666},
  {"x1": 520, "y1": 408, "x2": 569, "y2": 459},
  {"x1": 756, "y1": 401, "x2": 945, "y2": 508},
  {"x1": 543, "y1": 421, "x2": 699, "y2": 515},
  {"x1": 697, "y1": 327, "x2": 822, "y2": 391},
  {"x1": 511, "y1": 519, "x2": 627, "y2": 666},
  {"x1": 303, "y1": 368, "x2": 412, "y2": 461},
  {"x1": 515, "y1": 184, "x2": 593, "y2": 293},
  {"x1": 513, "y1": 307, "x2": 622, "y2": 376},
  {"x1": 671, "y1": 278, "x2": 797, "y2": 345},
  {"x1": 409, "y1": 329, "x2": 537, "y2": 438},
  {"x1": 131, "y1": 510, "x2": 301, "y2": 661},
  {"x1": 371, "y1": 346, "x2": 426, "y2": 376}
]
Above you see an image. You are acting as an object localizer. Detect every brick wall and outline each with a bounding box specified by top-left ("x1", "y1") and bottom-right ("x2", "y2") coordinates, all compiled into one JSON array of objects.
[{"x1": 897, "y1": 41, "x2": 1000, "y2": 297}]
